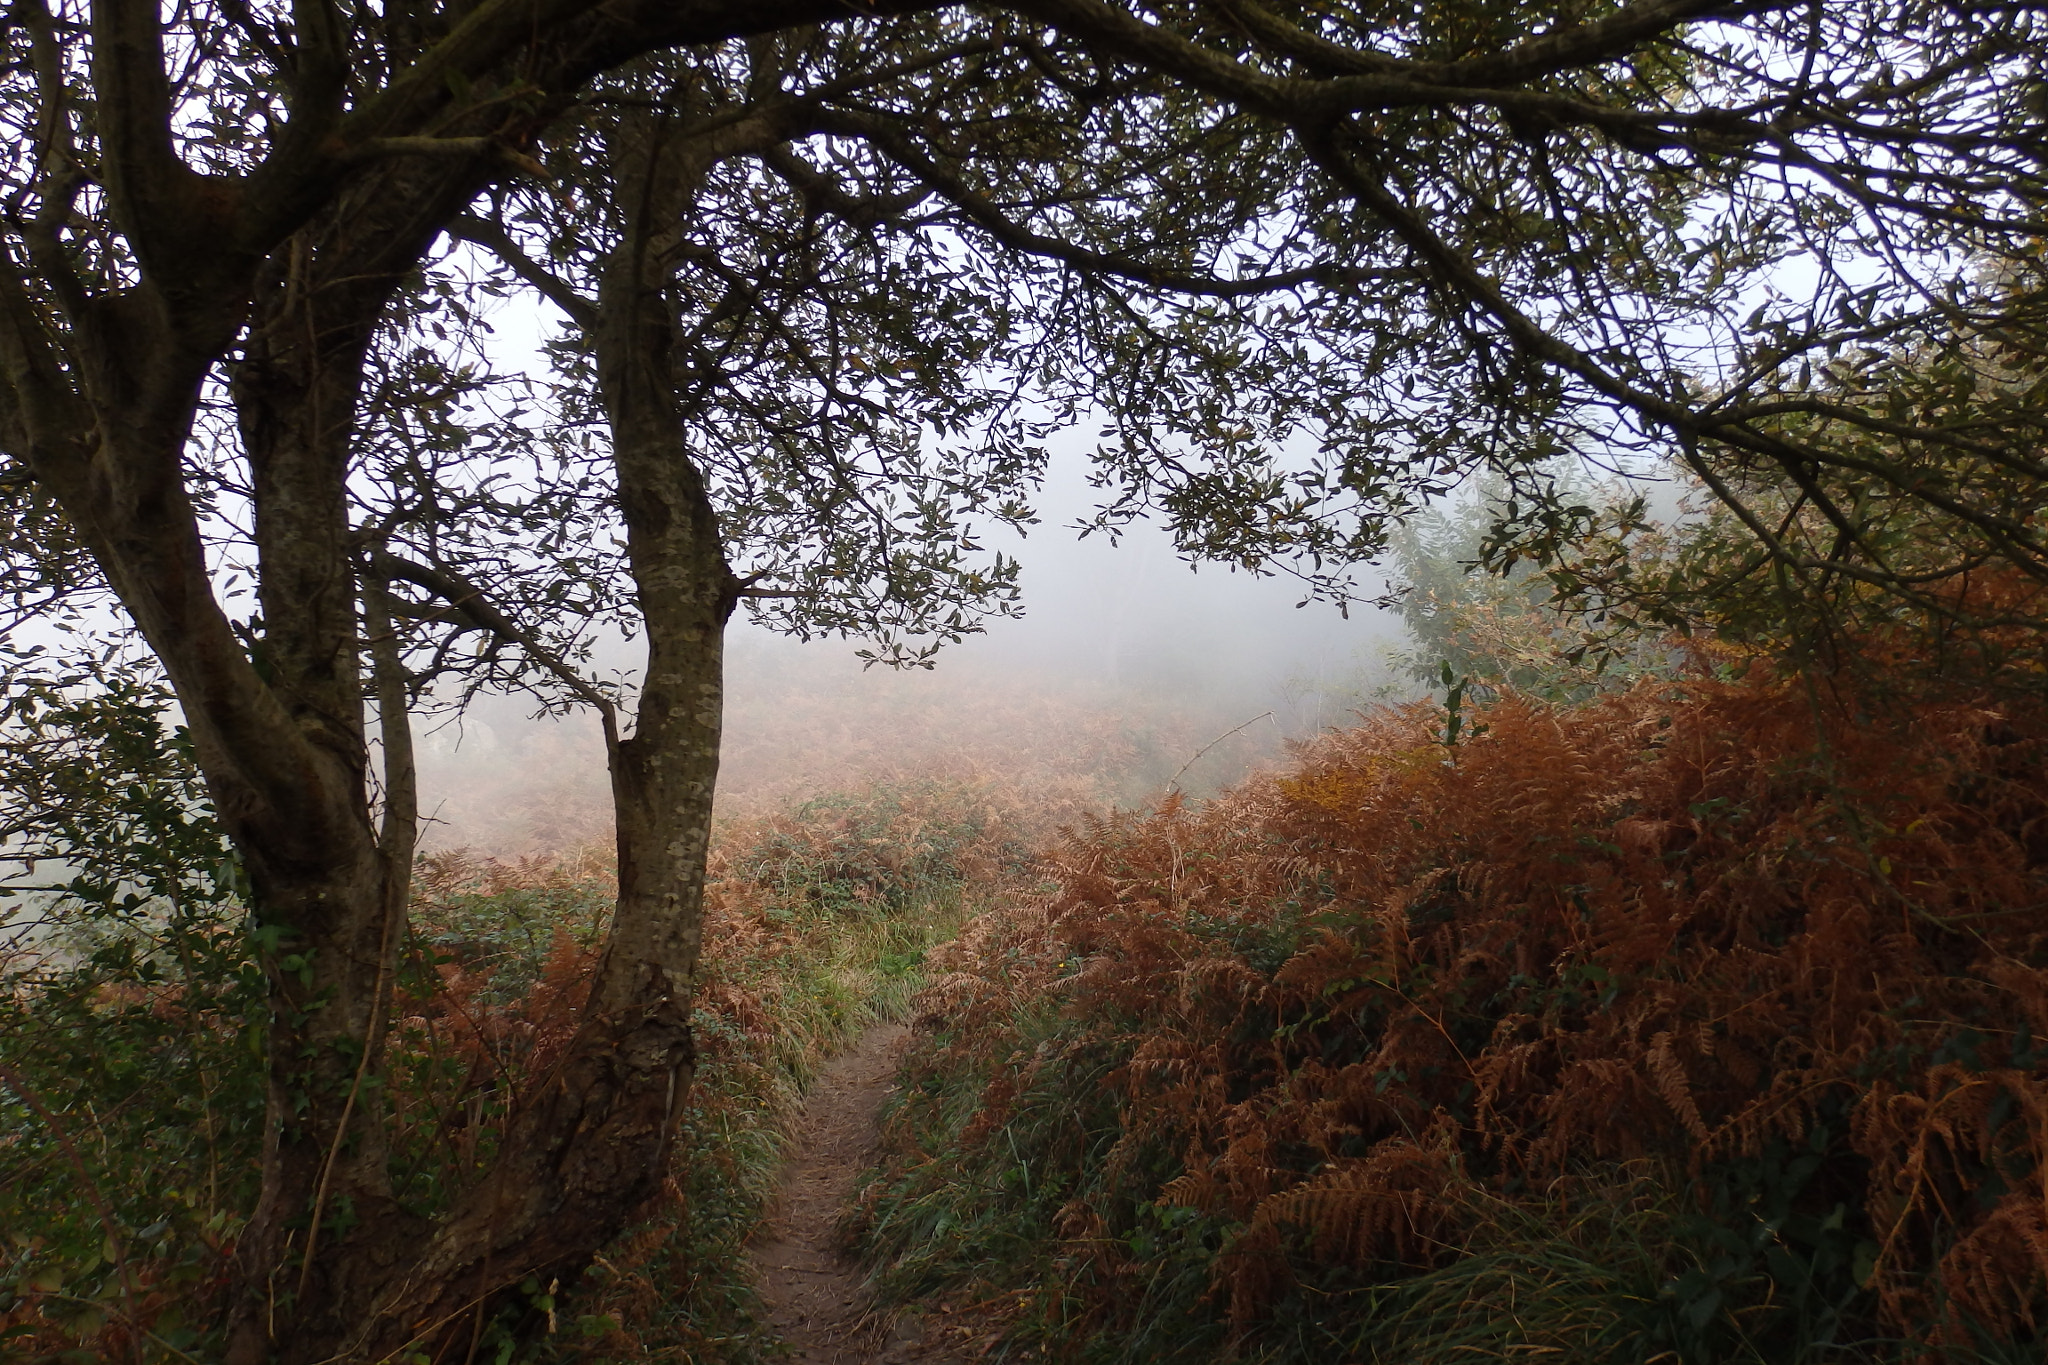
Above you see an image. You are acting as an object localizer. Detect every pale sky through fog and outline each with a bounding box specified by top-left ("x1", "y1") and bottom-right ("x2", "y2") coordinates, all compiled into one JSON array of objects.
[
  {"x1": 393, "y1": 281, "x2": 1421, "y2": 849},
  {"x1": 3, "y1": 284, "x2": 1419, "y2": 862},
  {"x1": 726, "y1": 427, "x2": 1407, "y2": 713},
  {"x1": 411, "y1": 423, "x2": 1416, "y2": 852}
]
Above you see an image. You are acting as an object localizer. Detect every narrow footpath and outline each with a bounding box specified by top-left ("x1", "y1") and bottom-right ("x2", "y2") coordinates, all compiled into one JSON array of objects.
[{"x1": 748, "y1": 1023, "x2": 980, "y2": 1365}]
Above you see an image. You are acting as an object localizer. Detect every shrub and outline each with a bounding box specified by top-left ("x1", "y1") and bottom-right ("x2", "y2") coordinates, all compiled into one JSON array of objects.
[
  {"x1": 856, "y1": 664, "x2": 2048, "y2": 1362},
  {"x1": 0, "y1": 662, "x2": 262, "y2": 1363},
  {"x1": 2, "y1": 702, "x2": 1021, "y2": 1362}
]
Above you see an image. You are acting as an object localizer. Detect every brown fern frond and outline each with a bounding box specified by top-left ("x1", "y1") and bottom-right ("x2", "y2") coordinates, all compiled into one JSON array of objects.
[{"x1": 1647, "y1": 1030, "x2": 1711, "y2": 1147}]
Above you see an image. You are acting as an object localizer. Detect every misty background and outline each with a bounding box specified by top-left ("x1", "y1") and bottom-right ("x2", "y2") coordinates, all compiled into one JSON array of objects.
[{"x1": 416, "y1": 430, "x2": 1417, "y2": 853}]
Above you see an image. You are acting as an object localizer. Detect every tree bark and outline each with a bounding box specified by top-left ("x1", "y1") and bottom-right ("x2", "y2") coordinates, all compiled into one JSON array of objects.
[
  {"x1": 214, "y1": 148, "x2": 520, "y2": 1363},
  {"x1": 321, "y1": 107, "x2": 744, "y2": 1363},
  {"x1": 4, "y1": 115, "x2": 732, "y2": 1365},
  {"x1": 0, "y1": 7, "x2": 912, "y2": 1360}
]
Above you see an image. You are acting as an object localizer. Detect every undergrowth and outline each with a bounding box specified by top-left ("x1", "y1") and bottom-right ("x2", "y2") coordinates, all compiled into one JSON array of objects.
[
  {"x1": 0, "y1": 720, "x2": 1027, "y2": 1363},
  {"x1": 852, "y1": 663, "x2": 2048, "y2": 1364},
  {"x1": 535, "y1": 781, "x2": 1029, "y2": 1363}
]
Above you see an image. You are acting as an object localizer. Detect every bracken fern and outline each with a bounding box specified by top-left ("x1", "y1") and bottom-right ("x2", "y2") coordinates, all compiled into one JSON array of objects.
[{"x1": 857, "y1": 661, "x2": 2048, "y2": 1361}]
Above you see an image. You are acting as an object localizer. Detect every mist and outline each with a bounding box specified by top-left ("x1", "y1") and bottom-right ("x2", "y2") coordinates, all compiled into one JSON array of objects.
[{"x1": 415, "y1": 436, "x2": 1415, "y2": 854}]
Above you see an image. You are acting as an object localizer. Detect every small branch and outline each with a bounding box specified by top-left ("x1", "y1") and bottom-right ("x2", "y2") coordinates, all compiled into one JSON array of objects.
[
  {"x1": 1168, "y1": 711, "x2": 1276, "y2": 790},
  {"x1": 368, "y1": 551, "x2": 619, "y2": 754},
  {"x1": 447, "y1": 214, "x2": 598, "y2": 328},
  {"x1": 91, "y1": 0, "x2": 201, "y2": 254},
  {"x1": 759, "y1": 144, "x2": 928, "y2": 228},
  {"x1": 214, "y1": 0, "x2": 293, "y2": 71},
  {"x1": 813, "y1": 109, "x2": 1390, "y2": 299}
]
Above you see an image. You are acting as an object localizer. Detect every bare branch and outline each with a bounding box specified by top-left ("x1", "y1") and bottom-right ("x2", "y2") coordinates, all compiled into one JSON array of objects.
[
  {"x1": 369, "y1": 550, "x2": 620, "y2": 746},
  {"x1": 447, "y1": 215, "x2": 600, "y2": 328}
]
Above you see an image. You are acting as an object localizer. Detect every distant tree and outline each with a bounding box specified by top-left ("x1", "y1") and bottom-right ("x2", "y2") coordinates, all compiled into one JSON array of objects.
[
  {"x1": 4, "y1": 2, "x2": 2046, "y2": 1358},
  {"x1": 1384, "y1": 467, "x2": 1683, "y2": 704}
]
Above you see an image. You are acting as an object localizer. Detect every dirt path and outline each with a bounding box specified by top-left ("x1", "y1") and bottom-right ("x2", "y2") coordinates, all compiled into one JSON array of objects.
[{"x1": 749, "y1": 1023, "x2": 978, "y2": 1365}]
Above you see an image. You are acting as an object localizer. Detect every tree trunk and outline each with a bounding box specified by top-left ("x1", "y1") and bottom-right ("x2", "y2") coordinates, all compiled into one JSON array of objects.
[
  {"x1": 7, "y1": 135, "x2": 732, "y2": 1357},
  {"x1": 332, "y1": 108, "x2": 745, "y2": 1365},
  {"x1": 0, "y1": 11, "x2": 844, "y2": 1354},
  {"x1": 1, "y1": 205, "x2": 420, "y2": 1365},
  {"x1": 218, "y1": 158, "x2": 501, "y2": 1364}
]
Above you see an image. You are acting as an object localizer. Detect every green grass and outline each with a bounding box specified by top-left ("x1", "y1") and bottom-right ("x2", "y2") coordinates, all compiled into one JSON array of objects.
[{"x1": 540, "y1": 782, "x2": 1017, "y2": 1363}]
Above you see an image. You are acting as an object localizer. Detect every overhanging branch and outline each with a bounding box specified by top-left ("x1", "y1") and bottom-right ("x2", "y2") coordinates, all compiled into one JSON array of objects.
[{"x1": 368, "y1": 550, "x2": 620, "y2": 751}]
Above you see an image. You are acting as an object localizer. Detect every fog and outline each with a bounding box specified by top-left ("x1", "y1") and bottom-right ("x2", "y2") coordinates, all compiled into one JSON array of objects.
[
  {"x1": 416, "y1": 436, "x2": 1415, "y2": 853},
  {"x1": 4, "y1": 330, "x2": 1423, "y2": 869}
]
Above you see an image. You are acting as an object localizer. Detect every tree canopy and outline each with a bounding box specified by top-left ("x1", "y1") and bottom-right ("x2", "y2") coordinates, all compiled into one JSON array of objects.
[{"x1": 4, "y1": 0, "x2": 2047, "y2": 1358}]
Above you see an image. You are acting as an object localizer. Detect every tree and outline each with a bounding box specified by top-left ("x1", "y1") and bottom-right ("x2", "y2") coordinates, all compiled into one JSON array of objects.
[
  {"x1": 5, "y1": 2, "x2": 2047, "y2": 1359},
  {"x1": 0, "y1": 6, "x2": 973, "y2": 1357},
  {"x1": 1001, "y1": 0, "x2": 2048, "y2": 669},
  {"x1": 1384, "y1": 469, "x2": 1682, "y2": 704}
]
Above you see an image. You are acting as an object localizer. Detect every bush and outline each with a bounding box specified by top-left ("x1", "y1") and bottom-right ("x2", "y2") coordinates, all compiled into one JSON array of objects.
[
  {"x1": 855, "y1": 664, "x2": 2048, "y2": 1362},
  {"x1": 0, "y1": 661, "x2": 262, "y2": 1362},
  {"x1": 1, "y1": 663, "x2": 1022, "y2": 1365}
]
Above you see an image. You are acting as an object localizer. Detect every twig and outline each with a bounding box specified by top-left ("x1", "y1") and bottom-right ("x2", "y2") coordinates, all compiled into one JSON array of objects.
[
  {"x1": 25, "y1": 1291, "x2": 208, "y2": 1364},
  {"x1": 1167, "y1": 711, "x2": 1276, "y2": 790}
]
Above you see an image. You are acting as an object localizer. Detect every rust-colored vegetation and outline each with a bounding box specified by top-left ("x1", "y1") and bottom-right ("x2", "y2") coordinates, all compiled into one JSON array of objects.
[
  {"x1": 419, "y1": 654, "x2": 1279, "y2": 855},
  {"x1": 0, "y1": 779, "x2": 1032, "y2": 1362},
  {"x1": 857, "y1": 666, "x2": 2048, "y2": 1361}
]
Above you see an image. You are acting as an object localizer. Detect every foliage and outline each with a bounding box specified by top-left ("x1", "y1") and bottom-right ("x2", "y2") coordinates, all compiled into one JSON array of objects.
[
  {"x1": 1572, "y1": 484, "x2": 2048, "y2": 698},
  {"x1": 0, "y1": 664, "x2": 1025, "y2": 1363},
  {"x1": 18, "y1": 0, "x2": 2046, "y2": 690},
  {"x1": 10, "y1": 0, "x2": 2048, "y2": 1350},
  {"x1": 1, "y1": 654, "x2": 242, "y2": 925},
  {"x1": 1386, "y1": 471, "x2": 1684, "y2": 705},
  {"x1": 714, "y1": 783, "x2": 1034, "y2": 921},
  {"x1": 1526, "y1": 275, "x2": 2048, "y2": 688},
  {"x1": 0, "y1": 659, "x2": 263, "y2": 1363},
  {"x1": 856, "y1": 661, "x2": 2048, "y2": 1362}
]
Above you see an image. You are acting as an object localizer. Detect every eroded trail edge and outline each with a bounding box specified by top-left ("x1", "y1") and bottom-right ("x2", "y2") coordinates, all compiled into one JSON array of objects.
[{"x1": 750, "y1": 1021, "x2": 970, "y2": 1365}]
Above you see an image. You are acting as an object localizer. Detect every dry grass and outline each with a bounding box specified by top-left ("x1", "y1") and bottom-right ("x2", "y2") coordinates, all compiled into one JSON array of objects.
[{"x1": 416, "y1": 653, "x2": 1283, "y2": 855}]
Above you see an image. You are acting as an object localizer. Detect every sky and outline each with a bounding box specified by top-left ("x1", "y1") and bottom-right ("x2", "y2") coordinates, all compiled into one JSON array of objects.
[
  {"x1": 389, "y1": 280, "x2": 1425, "y2": 851},
  {"x1": 2, "y1": 277, "x2": 1425, "y2": 866}
]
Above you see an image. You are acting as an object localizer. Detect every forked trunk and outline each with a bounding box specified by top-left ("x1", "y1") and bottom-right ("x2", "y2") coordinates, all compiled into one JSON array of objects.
[
  {"x1": 0, "y1": 4, "x2": 923, "y2": 1358},
  {"x1": 250, "y1": 114, "x2": 741, "y2": 1363},
  {"x1": 9, "y1": 82, "x2": 747, "y2": 1365}
]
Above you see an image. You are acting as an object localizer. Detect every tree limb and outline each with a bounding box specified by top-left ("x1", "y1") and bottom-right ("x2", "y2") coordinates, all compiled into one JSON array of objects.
[
  {"x1": 369, "y1": 550, "x2": 620, "y2": 747},
  {"x1": 448, "y1": 215, "x2": 600, "y2": 327},
  {"x1": 814, "y1": 108, "x2": 1392, "y2": 297}
]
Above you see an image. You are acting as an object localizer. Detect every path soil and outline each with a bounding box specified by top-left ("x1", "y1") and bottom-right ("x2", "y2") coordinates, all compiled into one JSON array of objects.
[{"x1": 749, "y1": 1023, "x2": 981, "y2": 1365}]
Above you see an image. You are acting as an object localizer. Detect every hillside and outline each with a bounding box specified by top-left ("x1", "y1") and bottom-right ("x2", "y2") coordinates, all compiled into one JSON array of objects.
[
  {"x1": 9, "y1": 658, "x2": 2048, "y2": 1362},
  {"x1": 855, "y1": 665, "x2": 2048, "y2": 1362}
]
